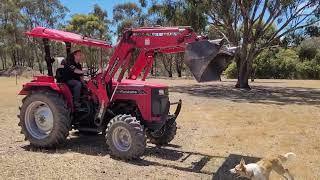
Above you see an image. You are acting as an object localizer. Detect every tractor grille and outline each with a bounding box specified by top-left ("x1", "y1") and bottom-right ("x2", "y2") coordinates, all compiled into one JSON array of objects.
[{"x1": 151, "y1": 88, "x2": 169, "y2": 117}]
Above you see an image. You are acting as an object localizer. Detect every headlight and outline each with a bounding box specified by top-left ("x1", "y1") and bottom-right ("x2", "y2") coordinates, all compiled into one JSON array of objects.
[{"x1": 158, "y1": 89, "x2": 165, "y2": 95}]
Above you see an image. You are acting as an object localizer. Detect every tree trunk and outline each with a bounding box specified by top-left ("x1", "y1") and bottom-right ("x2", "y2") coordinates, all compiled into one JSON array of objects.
[
  {"x1": 164, "y1": 64, "x2": 173, "y2": 78},
  {"x1": 151, "y1": 64, "x2": 154, "y2": 75},
  {"x1": 175, "y1": 57, "x2": 183, "y2": 77},
  {"x1": 0, "y1": 57, "x2": 3, "y2": 70},
  {"x1": 161, "y1": 55, "x2": 173, "y2": 78},
  {"x1": 250, "y1": 64, "x2": 256, "y2": 82},
  {"x1": 38, "y1": 61, "x2": 43, "y2": 74},
  {"x1": 65, "y1": 42, "x2": 71, "y2": 56},
  {"x1": 177, "y1": 68, "x2": 182, "y2": 77},
  {"x1": 36, "y1": 52, "x2": 43, "y2": 74},
  {"x1": 4, "y1": 57, "x2": 7, "y2": 69},
  {"x1": 43, "y1": 39, "x2": 53, "y2": 76},
  {"x1": 235, "y1": 58, "x2": 251, "y2": 89},
  {"x1": 0, "y1": 56, "x2": 6, "y2": 70},
  {"x1": 12, "y1": 51, "x2": 17, "y2": 67},
  {"x1": 33, "y1": 46, "x2": 43, "y2": 73}
]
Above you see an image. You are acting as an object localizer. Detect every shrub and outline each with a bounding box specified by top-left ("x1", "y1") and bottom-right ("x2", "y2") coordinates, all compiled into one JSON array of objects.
[
  {"x1": 314, "y1": 53, "x2": 320, "y2": 63},
  {"x1": 224, "y1": 46, "x2": 320, "y2": 80},
  {"x1": 255, "y1": 48, "x2": 299, "y2": 79},
  {"x1": 254, "y1": 49, "x2": 277, "y2": 78},
  {"x1": 271, "y1": 49, "x2": 299, "y2": 79},
  {"x1": 298, "y1": 37, "x2": 320, "y2": 61},
  {"x1": 296, "y1": 60, "x2": 320, "y2": 79},
  {"x1": 224, "y1": 62, "x2": 237, "y2": 78}
]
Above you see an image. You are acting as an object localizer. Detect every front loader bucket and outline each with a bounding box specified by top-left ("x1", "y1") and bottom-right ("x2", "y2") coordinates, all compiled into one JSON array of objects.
[{"x1": 184, "y1": 40, "x2": 234, "y2": 82}]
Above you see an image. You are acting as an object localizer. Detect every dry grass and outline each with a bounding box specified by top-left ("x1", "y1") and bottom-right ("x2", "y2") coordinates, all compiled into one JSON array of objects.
[{"x1": 0, "y1": 77, "x2": 319, "y2": 179}]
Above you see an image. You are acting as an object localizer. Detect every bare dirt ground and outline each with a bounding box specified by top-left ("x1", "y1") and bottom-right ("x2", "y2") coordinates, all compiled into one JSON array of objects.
[{"x1": 0, "y1": 77, "x2": 319, "y2": 180}]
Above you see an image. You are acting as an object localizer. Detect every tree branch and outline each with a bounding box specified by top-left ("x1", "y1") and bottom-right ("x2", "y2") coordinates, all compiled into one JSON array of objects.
[
  {"x1": 265, "y1": 1, "x2": 313, "y2": 44},
  {"x1": 256, "y1": 0, "x2": 269, "y2": 29},
  {"x1": 236, "y1": 0, "x2": 249, "y2": 19},
  {"x1": 262, "y1": 20, "x2": 319, "y2": 49},
  {"x1": 249, "y1": 0, "x2": 261, "y2": 29}
]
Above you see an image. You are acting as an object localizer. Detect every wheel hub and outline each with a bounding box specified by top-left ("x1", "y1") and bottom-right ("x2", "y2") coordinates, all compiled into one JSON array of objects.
[
  {"x1": 34, "y1": 106, "x2": 53, "y2": 133},
  {"x1": 112, "y1": 126, "x2": 132, "y2": 152},
  {"x1": 25, "y1": 101, "x2": 53, "y2": 139}
]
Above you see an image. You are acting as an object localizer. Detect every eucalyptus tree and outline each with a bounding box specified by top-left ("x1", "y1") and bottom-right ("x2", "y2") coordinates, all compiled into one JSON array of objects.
[{"x1": 204, "y1": 0, "x2": 320, "y2": 88}]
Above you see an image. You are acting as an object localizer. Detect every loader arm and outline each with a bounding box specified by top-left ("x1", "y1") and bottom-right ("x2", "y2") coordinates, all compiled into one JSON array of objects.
[{"x1": 106, "y1": 27, "x2": 202, "y2": 82}]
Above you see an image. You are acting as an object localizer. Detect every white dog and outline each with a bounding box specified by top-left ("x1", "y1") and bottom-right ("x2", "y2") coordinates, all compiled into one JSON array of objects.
[{"x1": 229, "y1": 152, "x2": 296, "y2": 180}]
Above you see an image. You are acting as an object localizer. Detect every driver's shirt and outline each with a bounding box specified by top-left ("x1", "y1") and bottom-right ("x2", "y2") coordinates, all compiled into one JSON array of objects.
[{"x1": 64, "y1": 59, "x2": 83, "y2": 81}]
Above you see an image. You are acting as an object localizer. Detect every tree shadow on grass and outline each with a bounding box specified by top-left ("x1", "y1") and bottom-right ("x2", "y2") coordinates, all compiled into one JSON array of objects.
[{"x1": 170, "y1": 83, "x2": 320, "y2": 106}]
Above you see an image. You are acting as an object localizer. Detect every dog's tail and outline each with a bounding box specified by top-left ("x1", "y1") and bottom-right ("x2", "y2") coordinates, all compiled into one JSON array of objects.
[{"x1": 280, "y1": 152, "x2": 296, "y2": 162}]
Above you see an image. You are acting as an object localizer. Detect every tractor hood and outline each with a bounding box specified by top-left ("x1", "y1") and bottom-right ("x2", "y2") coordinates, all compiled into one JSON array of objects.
[
  {"x1": 184, "y1": 40, "x2": 237, "y2": 82},
  {"x1": 114, "y1": 79, "x2": 167, "y2": 89}
]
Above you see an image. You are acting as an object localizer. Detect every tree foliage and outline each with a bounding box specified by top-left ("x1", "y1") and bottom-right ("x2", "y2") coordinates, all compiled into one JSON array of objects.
[
  {"x1": 298, "y1": 37, "x2": 320, "y2": 60},
  {"x1": 305, "y1": 25, "x2": 320, "y2": 37},
  {"x1": 0, "y1": 0, "x2": 68, "y2": 72},
  {"x1": 225, "y1": 47, "x2": 320, "y2": 80},
  {"x1": 203, "y1": 0, "x2": 320, "y2": 88},
  {"x1": 148, "y1": 0, "x2": 207, "y2": 32},
  {"x1": 112, "y1": 2, "x2": 144, "y2": 35},
  {"x1": 65, "y1": 5, "x2": 111, "y2": 73},
  {"x1": 146, "y1": 0, "x2": 208, "y2": 77}
]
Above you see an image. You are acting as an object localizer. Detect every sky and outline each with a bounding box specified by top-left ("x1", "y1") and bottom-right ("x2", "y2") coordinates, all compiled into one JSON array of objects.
[
  {"x1": 60, "y1": 0, "x2": 140, "y2": 21},
  {"x1": 60, "y1": 0, "x2": 140, "y2": 42}
]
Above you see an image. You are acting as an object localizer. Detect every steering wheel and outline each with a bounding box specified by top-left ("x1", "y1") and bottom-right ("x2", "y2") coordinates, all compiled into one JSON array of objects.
[{"x1": 83, "y1": 67, "x2": 99, "y2": 77}]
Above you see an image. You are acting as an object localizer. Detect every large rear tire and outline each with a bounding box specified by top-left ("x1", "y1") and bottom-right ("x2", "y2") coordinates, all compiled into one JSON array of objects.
[
  {"x1": 147, "y1": 120, "x2": 177, "y2": 146},
  {"x1": 106, "y1": 114, "x2": 146, "y2": 160},
  {"x1": 18, "y1": 90, "x2": 71, "y2": 148}
]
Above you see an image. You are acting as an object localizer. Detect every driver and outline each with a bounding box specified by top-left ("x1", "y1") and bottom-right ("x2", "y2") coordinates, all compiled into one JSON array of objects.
[{"x1": 64, "y1": 50, "x2": 86, "y2": 109}]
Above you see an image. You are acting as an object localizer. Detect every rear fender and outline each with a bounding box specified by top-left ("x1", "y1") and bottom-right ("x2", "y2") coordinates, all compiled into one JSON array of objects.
[{"x1": 19, "y1": 81, "x2": 74, "y2": 111}]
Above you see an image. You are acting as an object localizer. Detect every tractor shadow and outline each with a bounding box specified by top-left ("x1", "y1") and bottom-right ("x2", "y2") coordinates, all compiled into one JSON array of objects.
[
  {"x1": 170, "y1": 82, "x2": 320, "y2": 106},
  {"x1": 22, "y1": 132, "x2": 109, "y2": 156},
  {"x1": 21, "y1": 134, "x2": 259, "y2": 179},
  {"x1": 21, "y1": 133, "x2": 183, "y2": 157},
  {"x1": 130, "y1": 146, "x2": 260, "y2": 179}
]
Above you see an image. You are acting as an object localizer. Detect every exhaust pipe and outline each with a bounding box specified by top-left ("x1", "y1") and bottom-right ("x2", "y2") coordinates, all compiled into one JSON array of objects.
[{"x1": 184, "y1": 40, "x2": 237, "y2": 82}]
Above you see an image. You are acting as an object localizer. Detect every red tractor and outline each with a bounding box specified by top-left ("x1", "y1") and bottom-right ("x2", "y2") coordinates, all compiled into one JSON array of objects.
[{"x1": 18, "y1": 27, "x2": 235, "y2": 159}]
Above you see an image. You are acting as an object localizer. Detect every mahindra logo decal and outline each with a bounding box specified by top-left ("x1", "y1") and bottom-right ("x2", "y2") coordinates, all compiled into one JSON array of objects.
[{"x1": 116, "y1": 89, "x2": 146, "y2": 94}]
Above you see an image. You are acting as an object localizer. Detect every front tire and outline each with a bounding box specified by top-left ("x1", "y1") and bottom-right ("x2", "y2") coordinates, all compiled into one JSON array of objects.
[
  {"x1": 106, "y1": 114, "x2": 146, "y2": 160},
  {"x1": 18, "y1": 90, "x2": 71, "y2": 148}
]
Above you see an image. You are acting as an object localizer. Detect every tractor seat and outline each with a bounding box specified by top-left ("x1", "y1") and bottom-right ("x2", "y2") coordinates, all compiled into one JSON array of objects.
[
  {"x1": 55, "y1": 68, "x2": 65, "y2": 83},
  {"x1": 55, "y1": 59, "x2": 66, "y2": 83}
]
